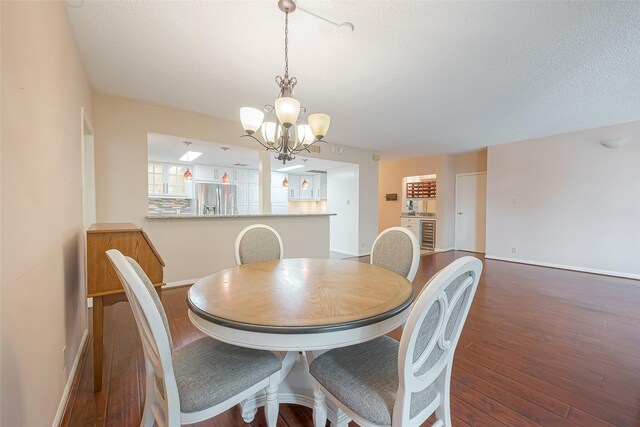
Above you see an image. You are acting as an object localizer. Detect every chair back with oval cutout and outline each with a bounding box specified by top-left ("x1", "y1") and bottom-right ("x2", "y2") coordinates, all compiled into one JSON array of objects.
[
  {"x1": 106, "y1": 249, "x2": 181, "y2": 426},
  {"x1": 393, "y1": 256, "x2": 482, "y2": 426}
]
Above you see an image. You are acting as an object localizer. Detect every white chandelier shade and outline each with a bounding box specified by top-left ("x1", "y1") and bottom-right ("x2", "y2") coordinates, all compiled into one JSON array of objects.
[
  {"x1": 274, "y1": 97, "x2": 301, "y2": 127},
  {"x1": 308, "y1": 113, "x2": 331, "y2": 140},
  {"x1": 261, "y1": 121, "x2": 280, "y2": 144},
  {"x1": 239, "y1": 107, "x2": 264, "y2": 134},
  {"x1": 297, "y1": 124, "x2": 314, "y2": 146}
]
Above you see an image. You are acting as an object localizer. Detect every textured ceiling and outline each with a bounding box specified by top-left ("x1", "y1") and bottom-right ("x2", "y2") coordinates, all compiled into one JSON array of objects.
[{"x1": 67, "y1": 1, "x2": 640, "y2": 158}]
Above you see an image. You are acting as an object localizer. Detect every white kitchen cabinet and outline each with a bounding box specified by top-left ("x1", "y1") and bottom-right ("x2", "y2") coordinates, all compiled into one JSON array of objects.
[
  {"x1": 236, "y1": 182, "x2": 249, "y2": 216},
  {"x1": 249, "y1": 183, "x2": 260, "y2": 214},
  {"x1": 288, "y1": 175, "x2": 300, "y2": 200},
  {"x1": 299, "y1": 175, "x2": 313, "y2": 200},
  {"x1": 312, "y1": 175, "x2": 320, "y2": 200},
  {"x1": 400, "y1": 217, "x2": 421, "y2": 241},
  {"x1": 237, "y1": 183, "x2": 249, "y2": 204},
  {"x1": 194, "y1": 164, "x2": 226, "y2": 182},
  {"x1": 194, "y1": 164, "x2": 213, "y2": 181},
  {"x1": 148, "y1": 162, "x2": 191, "y2": 198},
  {"x1": 320, "y1": 174, "x2": 327, "y2": 200},
  {"x1": 311, "y1": 174, "x2": 326, "y2": 200},
  {"x1": 271, "y1": 172, "x2": 288, "y2": 213},
  {"x1": 234, "y1": 168, "x2": 249, "y2": 183},
  {"x1": 195, "y1": 165, "x2": 257, "y2": 185}
]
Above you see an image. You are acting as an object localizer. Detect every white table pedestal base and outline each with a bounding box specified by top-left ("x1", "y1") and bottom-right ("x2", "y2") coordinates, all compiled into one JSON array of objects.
[{"x1": 241, "y1": 352, "x2": 350, "y2": 427}]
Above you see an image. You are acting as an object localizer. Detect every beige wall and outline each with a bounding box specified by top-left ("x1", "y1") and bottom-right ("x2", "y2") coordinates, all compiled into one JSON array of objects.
[
  {"x1": 1, "y1": 2, "x2": 93, "y2": 425},
  {"x1": 487, "y1": 121, "x2": 640, "y2": 278},
  {"x1": 378, "y1": 149, "x2": 487, "y2": 250},
  {"x1": 93, "y1": 94, "x2": 379, "y2": 280}
]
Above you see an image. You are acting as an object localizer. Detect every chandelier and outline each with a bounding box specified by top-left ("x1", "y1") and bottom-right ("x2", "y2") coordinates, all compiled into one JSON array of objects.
[{"x1": 240, "y1": 0, "x2": 330, "y2": 164}]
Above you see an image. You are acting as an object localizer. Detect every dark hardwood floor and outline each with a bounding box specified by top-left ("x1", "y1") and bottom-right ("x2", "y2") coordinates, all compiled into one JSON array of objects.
[{"x1": 61, "y1": 251, "x2": 640, "y2": 426}]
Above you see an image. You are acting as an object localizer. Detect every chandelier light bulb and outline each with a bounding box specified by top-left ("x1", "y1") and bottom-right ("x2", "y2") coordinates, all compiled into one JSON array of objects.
[
  {"x1": 275, "y1": 97, "x2": 301, "y2": 128},
  {"x1": 308, "y1": 113, "x2": 330, "y2": 140},
  {"x1": 240, "y1": 107, "x2": 264, "y2": 135}
]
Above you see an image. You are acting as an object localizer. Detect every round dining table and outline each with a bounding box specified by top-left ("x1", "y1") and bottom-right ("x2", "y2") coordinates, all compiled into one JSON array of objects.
[{"x1": 187, "y1": 258, "x2": 414, "y2": 427}]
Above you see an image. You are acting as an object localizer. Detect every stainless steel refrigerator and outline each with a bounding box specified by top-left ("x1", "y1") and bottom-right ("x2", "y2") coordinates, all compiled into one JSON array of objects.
[{"x1": 195, "y1": 182, "x2": 238, "y2": 215}]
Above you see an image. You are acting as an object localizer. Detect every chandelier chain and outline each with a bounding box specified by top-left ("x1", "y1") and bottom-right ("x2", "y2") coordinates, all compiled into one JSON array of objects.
[{"x1": 284, "y1": 11, "x2": 289, "y2": 78}]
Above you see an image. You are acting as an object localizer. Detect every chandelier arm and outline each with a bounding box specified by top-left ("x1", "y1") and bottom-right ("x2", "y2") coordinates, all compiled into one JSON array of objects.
[
  {"x1": 292, "y1": 138, "x2": 324, "y2": 154},
  {"x1": 241, "y1": 134, "x2": 276, "y2": 151}
]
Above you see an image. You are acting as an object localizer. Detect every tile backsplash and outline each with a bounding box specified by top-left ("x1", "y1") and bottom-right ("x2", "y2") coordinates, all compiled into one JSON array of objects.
[{"x1": 148, "y1": 198, "x2": 192, "y2": 215}]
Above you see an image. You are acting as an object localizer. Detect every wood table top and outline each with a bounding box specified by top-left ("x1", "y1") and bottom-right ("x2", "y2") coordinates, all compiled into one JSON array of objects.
[{"x1": 187, "y1": 258, "x2": 414, "y2": 333}]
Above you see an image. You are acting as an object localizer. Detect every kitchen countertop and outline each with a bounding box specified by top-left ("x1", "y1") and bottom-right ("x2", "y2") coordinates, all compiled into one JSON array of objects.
[
  {"x1": 401, "y1": 213, "x2": 437, "y2": 219},
  {"x1": 146, "y1": 213, "x2": 336, "y2": 219}
]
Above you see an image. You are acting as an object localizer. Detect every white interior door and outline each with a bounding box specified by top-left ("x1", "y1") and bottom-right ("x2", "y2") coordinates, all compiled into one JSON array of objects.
[{"x1": 455, "y1": 173, "x2": 487, "y2": 253}]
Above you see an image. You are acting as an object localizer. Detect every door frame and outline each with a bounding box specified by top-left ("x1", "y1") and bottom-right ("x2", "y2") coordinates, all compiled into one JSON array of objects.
[
  {"x1": 80, "y1": 107, "x2": 95, "y2": 309},
  {"x1": 454, "y1": 172, "x2": 487, "y2": 253}
]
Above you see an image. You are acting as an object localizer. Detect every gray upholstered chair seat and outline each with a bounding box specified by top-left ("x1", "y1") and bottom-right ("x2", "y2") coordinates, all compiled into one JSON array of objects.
[
  {"x1": 309, "y1": 336, "x2": 438, "y2": 425},
  {"x1": 173, "y1": 337, "x2": 282, "y2": 414}
]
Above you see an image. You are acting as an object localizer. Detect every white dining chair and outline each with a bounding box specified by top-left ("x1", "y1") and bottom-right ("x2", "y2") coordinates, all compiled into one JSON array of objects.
[
  {"x1": 234, "y1": 224, "x2": 284, "y2": 265},
  {"x1": 106, "y1": 249, "x2": 282, "y2": 427},
  {"x1": 309, "y1": 256, "x2": 483, "y2": 427},
  {"x1": 371, "y1": 227, "x2": 421, "y2": 282}
]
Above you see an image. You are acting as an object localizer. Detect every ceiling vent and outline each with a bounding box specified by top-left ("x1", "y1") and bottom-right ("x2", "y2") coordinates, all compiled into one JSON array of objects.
[
  {"x1": 234, "y1": 163, "x2": 250, "y2": 167},
  {"x1": 306, "y1": 169, "x2": 327, "y2": 174}
]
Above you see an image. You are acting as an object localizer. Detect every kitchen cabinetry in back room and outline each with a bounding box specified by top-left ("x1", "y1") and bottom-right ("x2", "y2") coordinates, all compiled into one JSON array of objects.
[{"x1": 286, "y1": 174, "x2": 327, "y2": 201}]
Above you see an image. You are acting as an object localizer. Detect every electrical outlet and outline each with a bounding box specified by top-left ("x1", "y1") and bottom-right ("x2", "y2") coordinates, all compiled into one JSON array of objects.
[
  {"x1": 511, "y1": 247, "x2": 517, "y2": 254},
  {"x1": 62, "y1": 345, "x2": 67, "y2": 369}
]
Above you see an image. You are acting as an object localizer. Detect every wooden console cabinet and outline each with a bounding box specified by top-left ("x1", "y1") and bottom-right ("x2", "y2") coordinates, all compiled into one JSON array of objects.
[{"x1": 87, "y1": 223, "x2": 165, "y2": 391}]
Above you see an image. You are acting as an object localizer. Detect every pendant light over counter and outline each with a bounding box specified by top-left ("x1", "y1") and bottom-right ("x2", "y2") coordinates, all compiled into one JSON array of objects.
[
  {"x1": 221, "y1": 147, "x2": 230, "y2": 184},
  {"x1": 182, "y1": 141, "x2": 194, "y2": 182}
]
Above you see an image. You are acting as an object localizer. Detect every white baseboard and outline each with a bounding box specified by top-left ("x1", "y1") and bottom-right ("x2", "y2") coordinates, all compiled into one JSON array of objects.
[
  {"x1": 330, "y1": 248, "x2": 359, "y2": 257},
  {"x1": 357, "y1": 251, "x2": 371, "y2": 257},
  {"x1": 53, "y1": 328, "x2": 88, "y2": 427},
  {"x1": 435, "y1": 247, "x2": 455, "y2": 253},
  {"x1": 163, "y1": 278, "x2": 198, "y2": 289},
  {"x1": 484, "y1": 255, "x2": 640, "y2": 281}
]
